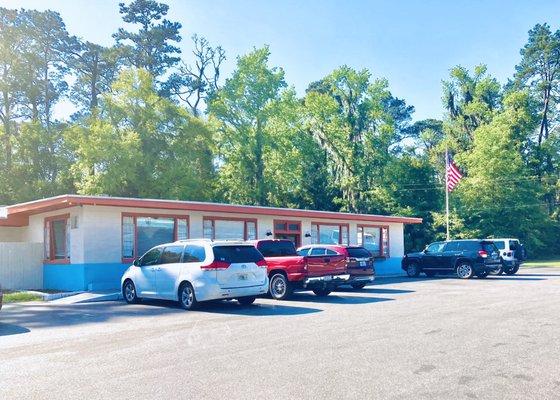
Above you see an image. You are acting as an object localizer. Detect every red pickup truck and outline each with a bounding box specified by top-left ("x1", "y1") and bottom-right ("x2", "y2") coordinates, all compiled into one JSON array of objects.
[{"x1": 251, "y1": 239, "x2": 349, "y2": 300}]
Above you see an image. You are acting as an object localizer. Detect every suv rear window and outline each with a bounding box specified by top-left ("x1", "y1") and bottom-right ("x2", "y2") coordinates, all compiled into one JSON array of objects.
[
  {"x1": 347, "y1": 247, "x2": 372, "y2": 258},
  {"x1": 257, "y1": 241, "x2": 297, "y2": 257},
  {"x1": 213, "y1": 245, "x2": 264, "y2": 263},
  {"x1": 456, "y1": 241, "x2": 481, "y2": 251}
]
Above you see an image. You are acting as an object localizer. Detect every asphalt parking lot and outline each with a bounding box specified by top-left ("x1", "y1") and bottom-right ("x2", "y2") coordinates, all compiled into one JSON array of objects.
[{"x1": 1, "y1": 267, "x2": 559, "y2": 400}]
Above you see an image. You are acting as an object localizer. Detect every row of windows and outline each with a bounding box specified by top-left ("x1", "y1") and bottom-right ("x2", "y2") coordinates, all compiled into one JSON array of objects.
[
  {"x1": 140, "y1": 244, "x2": 206, "y2": 266},
  {"x1": 41, "y1": 213, "x2": 390, "y2": 261}
]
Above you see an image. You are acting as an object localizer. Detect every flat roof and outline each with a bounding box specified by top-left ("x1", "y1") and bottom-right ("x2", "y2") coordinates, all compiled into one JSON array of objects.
[{"x1": 0, "y1": 194, "x2": 423, "y2": 227}]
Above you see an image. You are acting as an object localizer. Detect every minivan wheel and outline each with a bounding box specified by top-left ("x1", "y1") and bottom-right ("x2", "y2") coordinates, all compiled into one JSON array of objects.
[
  {"x1": 269, "y1": 273, "x2": 292, "y2": 300},
  {"x1": 123, "y1": 280, "x2": 139, "y2": 304},
  {"x1": 179, "y1": 282, "x2": 198, "y2": 310},
  {"x1": 456, "y1": 262, "x2": 474, "y2": 279},
  {"x1": 313, "y1": 288, "x2": 331, "y2": 297},
  {"x1": 406, "y1": 263, "x2": 420, "y2": 277},
  {"x1": 238, "y1": 296, "x2": 256, "y2": 306}
]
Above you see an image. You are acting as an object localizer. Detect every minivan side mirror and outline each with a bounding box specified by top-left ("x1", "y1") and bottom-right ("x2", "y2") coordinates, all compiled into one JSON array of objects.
[{"x1": 133, "y1": 258, "x2": 140, "y2": 266}]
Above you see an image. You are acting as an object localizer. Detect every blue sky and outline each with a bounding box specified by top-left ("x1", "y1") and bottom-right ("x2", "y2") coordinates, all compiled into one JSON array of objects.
[{"x1": 2, "y1": 0, "x2": 560, "y2": 120}]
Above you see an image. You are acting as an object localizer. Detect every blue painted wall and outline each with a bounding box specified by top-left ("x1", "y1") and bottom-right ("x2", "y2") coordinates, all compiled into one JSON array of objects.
[
  {"x1": 375, "y1": 257, "x2": 405, "y2": 276},
  {"x1": 44, "y1": 263, "x2": 130, "y2": 291}
]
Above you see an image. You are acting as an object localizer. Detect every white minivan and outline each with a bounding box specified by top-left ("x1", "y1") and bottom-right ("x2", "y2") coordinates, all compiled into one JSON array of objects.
[{"x1": 121, "y1": 240, "x2": 269, "y2": 310}]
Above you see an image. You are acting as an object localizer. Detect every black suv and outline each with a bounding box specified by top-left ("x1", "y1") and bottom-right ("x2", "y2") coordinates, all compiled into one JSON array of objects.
[{"x1": 402, "y1": 240, "x2": 502, "y2": 279}]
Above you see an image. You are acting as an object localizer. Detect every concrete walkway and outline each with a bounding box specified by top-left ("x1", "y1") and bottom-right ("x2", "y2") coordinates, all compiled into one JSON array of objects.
[{"x1": 48, "y1": 290, "x2": 122, "y2": 304}]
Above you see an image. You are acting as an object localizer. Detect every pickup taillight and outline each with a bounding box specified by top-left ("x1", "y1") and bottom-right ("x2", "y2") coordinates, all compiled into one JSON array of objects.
[
  {"x1": 201, "y1": 260, "x2": 230, "y2": 270},
  {"x1": 256, "y1": 259, "x2": 267, "y2": 268}
]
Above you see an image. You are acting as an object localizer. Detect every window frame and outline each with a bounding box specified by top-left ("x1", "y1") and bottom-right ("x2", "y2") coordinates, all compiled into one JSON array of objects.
[
  {"x1": 310, "y1": 222, "x2": 350, "y2": 246},
  {"x1": 202, "y1": 216, "x2": 258, "y2": 241},
  {"x1": 357, "y1": 224, "x2": 390, "y2": 258},
  {"x1": 121, "y1": 213, "x2": 190, "y2": 263},
  {"x1": 44, "y1": 213, "x2": 71, "y2": 264}
]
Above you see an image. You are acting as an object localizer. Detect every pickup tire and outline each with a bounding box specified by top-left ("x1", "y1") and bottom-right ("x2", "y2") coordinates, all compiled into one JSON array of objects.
[
  {"x1": 406, "y1": 262, "x2": 420, "y2": 277},
  {"x1": 351, "y1": 282, "x2": 367, "y2": 289},
  {"x1": 456, "y1": 262, "x2": 474, "y2": 279},
  {"x1": 313, "y1": 289, "x2": 331, "y2": 297},
  {"x1": 269, "y1": 272, "x2": 292, "y2": 300}
]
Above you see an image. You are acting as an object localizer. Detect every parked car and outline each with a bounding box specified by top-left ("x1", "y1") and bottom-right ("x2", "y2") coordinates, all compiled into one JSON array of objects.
[
  {"x1": 251, "y1": 239, "x2": 348, "y2": 299},
  {"x1": 299, "y1": 244, "x2": 375, "y2": 289},
  {"x1": 489, "y1": 238, "x2": 526, "y2": 275},
  {"x1": 401, "y1": 239, "x2": 502, "y2": 279},
  {"x1": 121, "y1": 240, "x2": 269, "y2": 310}
]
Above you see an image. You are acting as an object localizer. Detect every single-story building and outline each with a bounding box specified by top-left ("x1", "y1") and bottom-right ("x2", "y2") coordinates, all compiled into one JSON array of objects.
[{"x1": 0, "y1": 195, "x2": 422, "y2": 291}]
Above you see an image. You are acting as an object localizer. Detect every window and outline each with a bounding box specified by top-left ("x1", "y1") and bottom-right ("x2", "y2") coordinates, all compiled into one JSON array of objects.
[
  {"x1": 160, "y1": 246, "x2": 184, "y2": 264},
  {"x1": 357, "y1": 225, "x2": 390, "y2": 257},
  {"x1": 257, "y1": 240, "x2": 297, "y2": 257},
  {"x1": 203, "y1": 218, "x2": 257, "y2": 241},
  {"x1": 212, "y1": 245, "x2": 264, "y2": 263},
  {"x1": 309, "y1": 247, "x2": 326, "y2": 256},
  {"x1": 121, "y1": 214, "x2": 189, "y2": 261},
  {"x1": 326, "y1": 249, "x2": 339, "y2": 256},
  {"x1": 44, "y1": 215, "x2": 70, "y2": 262},
  {"x1": 140, "y1": 247, "x2": 162, "y2": 266},
  {"x1": 311, "y1": 223, "x2": 349, "y2": 245},
  {"x1": 297, "y1": 248, "x2": 310, "y2": 256},
  {"x1": 443, "y1": 242, "x2": 460, "y2": 252},
  {"x1": 426, "y1": 242, "x2": 445, "y2": 253},
  {"x1": 183, "y1": 245, "x2": 206, "y2": 263},
  {"x1": 347, "y1": 247, "x2": 372, "y2": 258}
]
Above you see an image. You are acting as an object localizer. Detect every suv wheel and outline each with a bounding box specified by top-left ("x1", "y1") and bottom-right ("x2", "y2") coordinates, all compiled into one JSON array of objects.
[
  {"x1": 123, "y1": 280, "x2": 139, "y2": 304},
  {"x1": 179, "y1": 282, "x2": 198, "y2": 310},
  {"x1": 313, "y1": 289, "x2": 331, "y2": 297},
  {"x1": 269, "y1": 273, "x2": 292, "y2": 300},
  {"x1": 238, "y1": 296, "x2": 256, "y2": 306},
  {"x1": 456, "y1": 262, "x2": 474, "y2": 279},
  {"x1": 406, "y1": 263, "x2": 420, "y2": 277}
]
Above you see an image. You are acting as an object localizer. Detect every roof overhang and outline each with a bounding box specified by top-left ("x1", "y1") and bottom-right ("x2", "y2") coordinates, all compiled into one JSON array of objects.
[{"x1": 0, "y1": 195, "x2": 423, "y2": 227}]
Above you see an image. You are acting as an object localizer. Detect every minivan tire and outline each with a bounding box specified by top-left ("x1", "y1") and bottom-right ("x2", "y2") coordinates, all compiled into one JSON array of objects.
[
  {"x1": 238, "y1": 296, "x2": 256, "y2": 306},
  {"x1": 269, "y1": 273, "x2": 292, "y2": 300},
  {"x1": 406, "y1": 263, "x2": 420, "y2": 278},
  {"x1": 123, "y1": 280, "x2": 139, "y2": 304},
  {"x1": 179, "y1": 282, "x2": 198, "y2": 310},
  {"x1": 456, "y1": 262, "x2": 474, "y2": 279}
]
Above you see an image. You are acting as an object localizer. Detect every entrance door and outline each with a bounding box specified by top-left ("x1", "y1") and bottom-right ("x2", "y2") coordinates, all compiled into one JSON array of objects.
[{"x1": 274, "y1": 220, "x2": 302, "y2": 247}]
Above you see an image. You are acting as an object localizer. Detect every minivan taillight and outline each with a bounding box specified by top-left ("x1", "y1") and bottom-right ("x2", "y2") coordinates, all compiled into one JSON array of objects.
[
  {"x1": 201, "y1": 261, "x2": 230, "y2": 270},
  {"x1": 256, "y1": 259, "x2": 267, "y2": 268},
  {"x1": 478, "y1": 250, "x2": 488, "y2": 258}
]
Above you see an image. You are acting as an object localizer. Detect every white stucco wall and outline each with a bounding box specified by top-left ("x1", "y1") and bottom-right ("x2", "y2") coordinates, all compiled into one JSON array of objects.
[{"x1": 10, "y1": 204, "x2": 409, "y2": 265}]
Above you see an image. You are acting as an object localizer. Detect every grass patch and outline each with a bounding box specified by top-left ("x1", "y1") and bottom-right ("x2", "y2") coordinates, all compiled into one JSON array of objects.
[
  {"x1": 3, "y1": 291, "x2": 43, "y2": 303},
  {"x1": 523, "y1": 260, "x2": 560, "y2": 268}
]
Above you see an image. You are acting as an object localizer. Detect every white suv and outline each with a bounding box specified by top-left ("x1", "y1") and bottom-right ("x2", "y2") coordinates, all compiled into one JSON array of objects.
[
  {"x1": 489, "y1": 238, "x2": 525, "y2": 275},
  {"x1": 121, "y1": 240, "x2": 269, "y2": 310}
]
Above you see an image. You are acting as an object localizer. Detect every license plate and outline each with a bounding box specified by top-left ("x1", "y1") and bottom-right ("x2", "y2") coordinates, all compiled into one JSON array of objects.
[
  {"x1": 238, "y1": 274, "x2": 248, "y2": 281},
  {"x1": 360, "y1": 261, "x2": 366, "y2": 267}
]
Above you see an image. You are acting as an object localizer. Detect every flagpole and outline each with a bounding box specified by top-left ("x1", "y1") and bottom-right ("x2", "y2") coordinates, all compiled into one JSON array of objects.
[{"x1": 445, "y1": 148, "x2": 450, "y2": 241}]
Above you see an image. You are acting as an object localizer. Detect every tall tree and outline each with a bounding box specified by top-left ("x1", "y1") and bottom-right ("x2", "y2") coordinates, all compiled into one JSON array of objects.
[
  {"x1": 113, "y1": 0, "x2": 181, "y2": 79},
  {"x1": 209, "y1": 47, "x2": 287, "y2": 206}
]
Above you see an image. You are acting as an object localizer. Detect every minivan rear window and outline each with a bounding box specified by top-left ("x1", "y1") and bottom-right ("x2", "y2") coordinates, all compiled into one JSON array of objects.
[
  {"x1": 257, "y1": 241, "x2": 297, "y2": 257},
  {"x1": 347, "y1": 247, "x2": 372, "y2": 258},
  {"x1": 213, "y1": 245, "x2": 264, "y2": 263}
]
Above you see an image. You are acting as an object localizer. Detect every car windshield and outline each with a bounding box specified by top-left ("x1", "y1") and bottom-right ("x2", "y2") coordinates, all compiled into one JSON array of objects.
[
  {"x1": 213, "y1": 245, "x2": 264, "y2": 263},
  {"x1": 257, "y1": 241, "x2": 297, "y2": 257},
  {"x1": 347, "y1": 247, "x2": 371, "y2": 258}
]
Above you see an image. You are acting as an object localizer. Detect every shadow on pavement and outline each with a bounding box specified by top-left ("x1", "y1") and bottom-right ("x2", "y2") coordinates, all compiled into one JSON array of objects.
[
  {"x1": 485, "y1": 276, "x2": 546, "y2": 281},
  {"x1": 334, "y1": 287, "x2": 415, "y2": 295},
  {"x1": 517, "y1": 273, "x2": 560, "y2": 277},
  {"x1": 288, "y1": 292, "x2": 394, "y2": 305},
  {"x1": 0, "y1": 323, "x2": 30, "y2": 337},
  {"x1": 191, "y1": 300, "x2": 322, "y2": 316}
]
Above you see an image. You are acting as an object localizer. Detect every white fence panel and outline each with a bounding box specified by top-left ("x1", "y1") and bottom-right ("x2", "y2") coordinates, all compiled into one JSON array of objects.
[{"x1": 0, "y1": 242, "x2": 43, "y2": 290}]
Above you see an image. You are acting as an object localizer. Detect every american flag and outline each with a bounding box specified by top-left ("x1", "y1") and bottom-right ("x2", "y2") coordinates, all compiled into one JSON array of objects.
[{"x1": 446, "y1": 153, "x2": 463, "y2": 192}]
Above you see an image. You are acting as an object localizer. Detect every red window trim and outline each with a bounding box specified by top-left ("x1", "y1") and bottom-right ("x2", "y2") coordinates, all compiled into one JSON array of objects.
[
  {"x1": 44, "y1": 213, "x2": 71, "y2": 264},
  {"x1": 310, "y1": 222, "x2": 350, "y2": 245},
  {"x1": 121, "y1": 213, "x2": 190, "y2": 263},
  {"x1": 203, "y1": 216, "x2": 258, "y2": 241},
  {"x1": 357, "y1": 224, "x2": 390, "y2": 257},
  {"x1": 273, "y1": 219, "x2": 302, "y2": 246}
]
